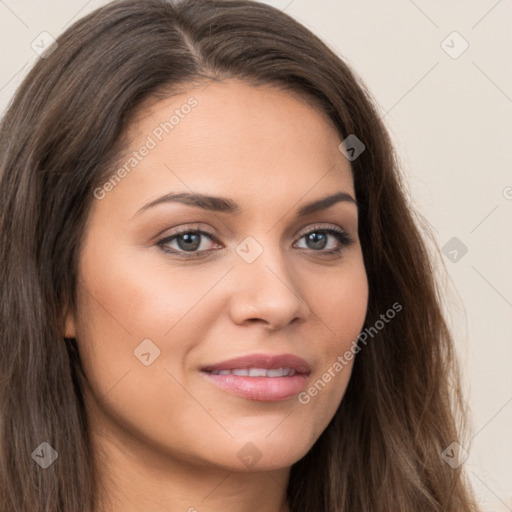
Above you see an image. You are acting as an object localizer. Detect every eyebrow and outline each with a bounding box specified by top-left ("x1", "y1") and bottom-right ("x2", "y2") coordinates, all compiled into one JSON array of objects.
[{"x1": 133, "y1": 190, "x2": 358, "y2": 218}]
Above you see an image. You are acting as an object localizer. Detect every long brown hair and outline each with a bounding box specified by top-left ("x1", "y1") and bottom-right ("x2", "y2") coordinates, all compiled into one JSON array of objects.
[{"x1": 0, "y1": 0, "x2": 480, "y2": 510}]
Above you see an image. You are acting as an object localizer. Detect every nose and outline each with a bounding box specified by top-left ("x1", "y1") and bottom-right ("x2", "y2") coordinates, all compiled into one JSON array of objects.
[{"x1": 228, "y1": 242, "x2": 311, "y2": 330}]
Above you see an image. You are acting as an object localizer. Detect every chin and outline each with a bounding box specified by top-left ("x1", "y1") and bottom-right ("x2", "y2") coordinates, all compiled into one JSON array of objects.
[{"x1": 207, "y1": 431, "x2": 316, "y2": 473}]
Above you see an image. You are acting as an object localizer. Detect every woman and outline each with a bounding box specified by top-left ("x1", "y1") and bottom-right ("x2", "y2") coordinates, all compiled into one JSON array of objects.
[{"x1": 0, "y1": 0, "x2": 480, "y2": 511}]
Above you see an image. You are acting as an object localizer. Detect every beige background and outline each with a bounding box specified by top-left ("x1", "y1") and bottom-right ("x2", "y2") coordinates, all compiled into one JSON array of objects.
[{"x1": 1, "y1": 0, "x2": 511, "y2": 509}]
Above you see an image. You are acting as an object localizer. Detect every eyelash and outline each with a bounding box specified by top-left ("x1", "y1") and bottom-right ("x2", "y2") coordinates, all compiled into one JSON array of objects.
[{"x1": 156, "y1": 224, "x2": 354, "y2": 260}]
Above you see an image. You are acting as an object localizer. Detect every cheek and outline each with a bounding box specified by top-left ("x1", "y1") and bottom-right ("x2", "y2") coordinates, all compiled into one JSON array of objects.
[
  {"x1": 310, "y1": 253, "x2": 369, "y2": 350},
  {"x1": 73, "y1": 238, "x2": 231, "y2": 407},
  {"x1": 76, "y1": 236, "x2": 215, "y2": 338},
  {"x1": 72, "y1": 249, "x2": 224, "y2": 461},
  {"x1": 296, "y1": 255, "x2": 368, "y2": 426}
]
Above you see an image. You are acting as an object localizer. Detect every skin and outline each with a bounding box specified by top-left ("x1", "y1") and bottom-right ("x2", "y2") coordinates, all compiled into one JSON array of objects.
[{"x1": 65, "y1": 78, "x2": 369, "y2": 512}]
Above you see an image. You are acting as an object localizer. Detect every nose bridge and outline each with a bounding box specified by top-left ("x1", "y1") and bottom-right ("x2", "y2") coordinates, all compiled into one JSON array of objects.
[
  {"x1": 235, "y1": 232, "x2": 290, "y2": 287},
  {"x1": 228, "y1": 232, "x2": 310, "y2": 327}
]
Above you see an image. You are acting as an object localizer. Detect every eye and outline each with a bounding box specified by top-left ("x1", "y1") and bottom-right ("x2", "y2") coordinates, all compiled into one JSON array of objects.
[
  {"x1": 294, "y1": 225, "x2": 354, "y2": 254},
  {"x1": 156, "y1": 224, "x2": 354, "y2": 259},
  {"x1": 156, "y1": 225, "x2": 221, "y2": 257}
]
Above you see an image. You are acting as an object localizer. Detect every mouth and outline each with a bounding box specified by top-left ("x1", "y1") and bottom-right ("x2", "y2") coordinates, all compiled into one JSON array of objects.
[
  {"x1": 206, "y1": 367, "x2": 298, "y2": 377},
  {"x1": 200, "y1": 353, "x2": 311, "y2": 401}
]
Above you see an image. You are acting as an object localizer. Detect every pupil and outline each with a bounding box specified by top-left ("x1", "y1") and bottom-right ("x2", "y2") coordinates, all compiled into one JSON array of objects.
[
  {"x1": 308, "y1": 232, "x2": 326, "y2": 250},
  {"x1": 175, "y1": 232, "x2": 328, "y2": 252},
  {"x1": 178, "y1": 233, "x2": 200, "y2": 251}
]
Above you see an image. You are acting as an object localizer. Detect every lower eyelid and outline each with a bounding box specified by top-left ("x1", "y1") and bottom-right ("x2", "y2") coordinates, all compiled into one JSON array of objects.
[
  {"x1": 157, "y1": 227, "x2": 353, "y2": 256},
  {"x1": 295, "y1": 229, "x2": 353, "y2": 248}
]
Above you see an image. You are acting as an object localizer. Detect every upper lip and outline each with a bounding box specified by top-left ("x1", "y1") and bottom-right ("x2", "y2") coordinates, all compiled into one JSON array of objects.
[{"x1": 201, "y1": 353, "x2": 311, "y2": 375}]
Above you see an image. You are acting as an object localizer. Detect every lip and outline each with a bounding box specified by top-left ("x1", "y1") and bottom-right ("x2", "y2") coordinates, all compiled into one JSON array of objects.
[
  {"x1": 200, "y1": 353, "x2": 311, "y2": 402},
  {"x1": 201, "y1": 353, "x2": 311, "y2": 374}
]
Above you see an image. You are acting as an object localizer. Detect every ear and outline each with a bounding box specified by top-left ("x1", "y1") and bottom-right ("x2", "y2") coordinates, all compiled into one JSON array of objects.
[{"x1": 64, "y1": 306, "x2": 77, "y2": 339}]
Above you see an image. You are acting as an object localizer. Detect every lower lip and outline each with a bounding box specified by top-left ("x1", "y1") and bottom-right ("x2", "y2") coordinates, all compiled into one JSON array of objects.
[{"x1": 200, "y1": 371, "x2": 309, "y2": 401}]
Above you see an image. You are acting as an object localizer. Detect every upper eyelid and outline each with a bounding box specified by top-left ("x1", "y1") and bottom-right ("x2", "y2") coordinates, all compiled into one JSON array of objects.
[
  {"x1": 161, "y1": 222, "x2": 348, "y2": 239},
  {"x1": 158, "y1": 223, "x2": 351, "y2": 248}
]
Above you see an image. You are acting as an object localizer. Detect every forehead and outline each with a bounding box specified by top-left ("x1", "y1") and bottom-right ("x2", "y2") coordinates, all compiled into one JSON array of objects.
[{"x1": 96, "y1": 79, "x2": 354, "y2": 219}]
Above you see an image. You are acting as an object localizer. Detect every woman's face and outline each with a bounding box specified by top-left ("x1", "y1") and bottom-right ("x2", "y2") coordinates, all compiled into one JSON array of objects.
[{"x1": 66, "y1": 79, "x2": 368, "y2": 473}]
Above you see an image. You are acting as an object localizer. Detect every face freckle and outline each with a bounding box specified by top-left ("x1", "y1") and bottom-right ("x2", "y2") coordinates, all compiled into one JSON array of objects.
[{"x1": 66, "y1": 78, "x2": 368, "y2": 479}]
